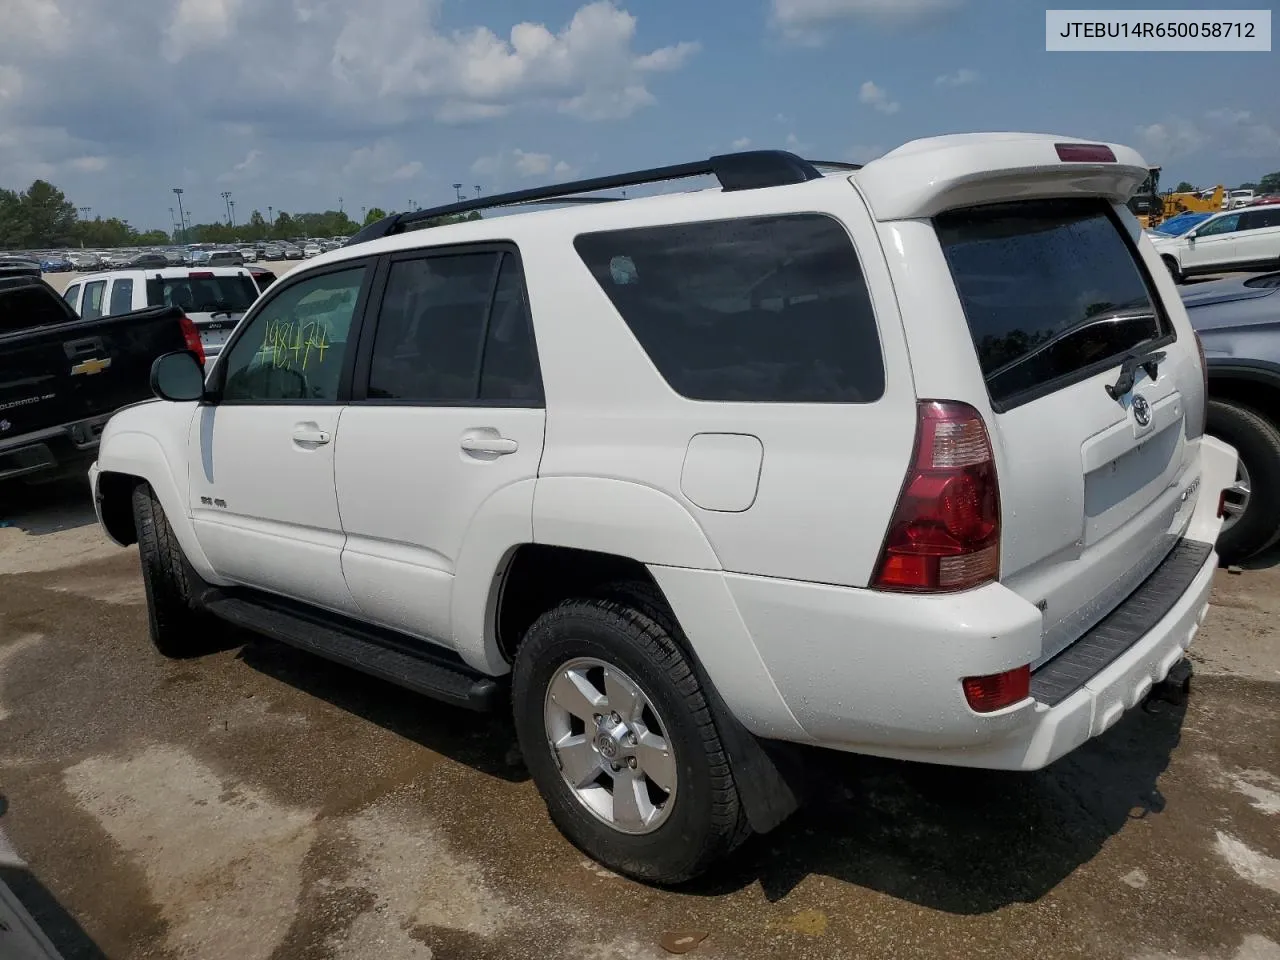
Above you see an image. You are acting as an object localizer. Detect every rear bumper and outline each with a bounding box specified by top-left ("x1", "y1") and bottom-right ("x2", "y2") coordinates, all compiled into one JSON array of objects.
[
  {"x1": 653, "y1": 435, "x2": 1238, "y2": 771},
  {"x1": 0, "y1": 416, "x2": 110, "y2": 482}
]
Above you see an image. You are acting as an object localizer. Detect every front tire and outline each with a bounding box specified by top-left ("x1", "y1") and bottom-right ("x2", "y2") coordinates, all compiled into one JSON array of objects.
[
  {"x1": 1206, "y1": 399, "x2": 1280, "y2": 563},
  {"x1": 132, "y1": 484, "x2": 218, "y2": 658},
  {"x1": 512, "y1": 598, "x2": 750, "y2": 884},
  {"x1": 1162, "y1": 255, "x2": 1183, "y2": 283}
]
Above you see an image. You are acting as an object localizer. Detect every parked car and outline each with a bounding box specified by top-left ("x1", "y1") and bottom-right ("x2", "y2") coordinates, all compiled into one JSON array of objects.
[
  {"x1": 88, "y1": 135, "x2": 1234, "y2": 885},
  {"x1": 1147, "y1": 211, "x2": 1212, "y2": 240},
  {"x1": 63, "y1": 267, "x2": 260, "y2": 360},
  {"x1": 39, "y1": 255, "x2": 72, "y2": 273},
  {"x1": 245, "y1": 265, "x2": 278, "y2": 293},
  {"x1": 1, "y1": 271, "x2": 201, "y2": 485},
  {"x1": 208, "y1": 249, "x2": 245, "y2": 267},
  {"x1": 261, "y1": 244, "x2": 284, "y2": 260},
  {"x1": 127, "y1": 252, "x2": 170, "y2": 269},
  {"x1": 1181, "y1": 269, "x2": 1280, "y2": 561},
  {"x1": 1228, "y1": 189, "x2": 1256, "y2": 209},
  {"x1": 282, "y1": 244, "x2": 304, "y2": 260},
  {"x1": 302, "y1": 242, "x2": 322, "y2": 258},
  {"x1": 66, "y1": 251, "x2": 102, "y2": 271},
  {"x1": 238, "y1": 246, "x2": 259, "y2": 263},
  {"x1": 1151, "y1": 205, "x2": 1280, "y2": 280}
]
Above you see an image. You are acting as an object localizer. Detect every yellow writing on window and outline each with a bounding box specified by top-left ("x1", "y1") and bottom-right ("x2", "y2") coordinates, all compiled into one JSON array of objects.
[{"x1": 258, "y1": 317, "x2": 333, "y2": 371}]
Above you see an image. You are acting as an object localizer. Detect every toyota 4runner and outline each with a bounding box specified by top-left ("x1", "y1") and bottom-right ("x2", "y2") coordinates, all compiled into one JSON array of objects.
[{"x1": 89, "y1": 134, "x2": 1238, "y2": 884}]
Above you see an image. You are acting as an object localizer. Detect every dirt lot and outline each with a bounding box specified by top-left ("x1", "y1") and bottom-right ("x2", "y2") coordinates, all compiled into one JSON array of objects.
[{"x1": 1, "y1": 480, "x2": 1277, "y2": 960}]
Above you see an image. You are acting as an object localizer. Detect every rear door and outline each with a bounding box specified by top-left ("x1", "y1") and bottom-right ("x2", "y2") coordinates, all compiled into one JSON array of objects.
[
  {"x1": 334, "y1": 247, "x2": 546, "y2": 648},
  {"x1": 933, "y1": 198, "x2": 1204, "y2": 665},
  {"x1": 1182, "y1": 213, "x2": 1239, "y2": 270},
  {"x1": 1235, "y1": 208, "x2": 1280, "y2": 267}
]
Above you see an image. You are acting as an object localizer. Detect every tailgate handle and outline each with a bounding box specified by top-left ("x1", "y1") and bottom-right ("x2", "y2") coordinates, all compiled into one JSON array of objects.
[{"x1": 64, "y1": 337, "x2": 104, "y2": 358}]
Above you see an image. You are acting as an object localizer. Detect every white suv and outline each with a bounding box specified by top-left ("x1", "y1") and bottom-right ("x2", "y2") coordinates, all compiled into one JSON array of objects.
[{"x1": 89, "y1": 134, "x2": 1237, "y2": 884}]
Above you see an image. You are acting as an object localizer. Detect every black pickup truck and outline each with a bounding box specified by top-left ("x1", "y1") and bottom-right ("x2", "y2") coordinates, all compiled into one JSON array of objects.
[{"x1": 0, "y1": 266, "x2": 199, "y2": 485}]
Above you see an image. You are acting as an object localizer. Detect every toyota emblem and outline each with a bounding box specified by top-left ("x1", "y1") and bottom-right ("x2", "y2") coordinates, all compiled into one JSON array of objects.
[{"x1": 1132, "y1": 395, "x2": 1152, "y2": 427}]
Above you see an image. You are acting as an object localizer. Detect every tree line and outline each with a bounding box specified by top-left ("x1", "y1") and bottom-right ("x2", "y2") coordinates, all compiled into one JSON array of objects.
[
  {"x1": 0, "y1": 179, "x2": 479, "y2": 251},
  {"x1": 1172, "y1": 170, "x2": 1280, "y2": 194}
]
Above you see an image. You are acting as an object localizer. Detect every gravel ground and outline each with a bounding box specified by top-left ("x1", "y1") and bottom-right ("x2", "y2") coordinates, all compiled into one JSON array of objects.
[{"x1": 1, "y1": 483, "x2": 1278, "y2": 959}]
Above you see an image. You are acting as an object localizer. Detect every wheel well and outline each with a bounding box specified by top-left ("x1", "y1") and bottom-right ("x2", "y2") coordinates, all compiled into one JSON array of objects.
[
  {"x1": 1208, "y1": 373, "x2": 1280, "y2": 431},
  {"x1": 98, "y1": 471, "x2": 143, "y2": 546},
  {"x1": 495, "y1": 544, "x2": 661, "y2": 663}
]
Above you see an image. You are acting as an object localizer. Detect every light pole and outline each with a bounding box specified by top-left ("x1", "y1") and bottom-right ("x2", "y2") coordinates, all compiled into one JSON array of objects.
[
  {"x1": 169, "y1": 207, "x2": 177, "y2": 239},
  {"x1": 220, "y1": 191, "x2": 232, "y2": 225},
  {"x1": 79, "y1": 205, "x2": 92, "y2": 219},
  {"x1": 267, "y1": 205, "x2": 273, "y2": 237},
  {"x1": 452, "y1": 182, "x2": 464, "y2": 201},
  {"x1": 228, "y1": 199, "x2": 236, "y2": 229},
  {"x1": 474, "y1": 185, "x2": 482, "y2": 198},
  {"x1": 172, "y1": 188, "x2": 186, "y2": 243},
  {"x1": 360, "y1": 206, "x2": 366, "y2": 225},
  {"x1": 338, "y1": 195, "x2": 344, "y2": 214}
]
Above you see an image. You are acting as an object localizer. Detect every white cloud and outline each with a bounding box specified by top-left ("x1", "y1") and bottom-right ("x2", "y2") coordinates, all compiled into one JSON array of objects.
[
  {"x1": 217, "y1": 148, "x2": 261, "y2": 183},
  {"x1": 731, "y1": 137, "x2": 751, "y2": 150},
  {"x1": 389, "y1": 161, "x2": 422, "y2": 181},
  {"x1": 164, "y1": 0, "x2": 243, "y2": 63},
  {"x1": 470, "y1": 148, "x2": 578, "y2": 185},
  {"x1": 935, "y1": 67, "x2": 978, "y2": 87},
  {"x1": 67, "y1": 156, "x2": 109, "y2": 173},
  {"x1": 772, "y1": 0, "x2": 959, "y2": 41},
  {"x1": 859, "y1": 80, "x2": 900, "y2": 115},
  {"x1": 1135, "y1": 120, "x2": 1206, "y2": 161},
  {"x1": 342, "y1": 140, "x2": 427, "y2": 185}
]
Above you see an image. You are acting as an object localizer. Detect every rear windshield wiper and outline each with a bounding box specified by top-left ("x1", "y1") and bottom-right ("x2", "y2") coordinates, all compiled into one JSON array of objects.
[
  {"x1": 204, "y1": 300, "x2": 238, "y2": 319},
  {"x1": 1105, "y1": 347, "x2": 1166, "y2": 400}
]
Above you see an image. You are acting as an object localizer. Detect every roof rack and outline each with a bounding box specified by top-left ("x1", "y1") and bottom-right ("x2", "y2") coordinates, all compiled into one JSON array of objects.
[{"x1": 345, "y1": 150, "x2": 860, "y2": 246}]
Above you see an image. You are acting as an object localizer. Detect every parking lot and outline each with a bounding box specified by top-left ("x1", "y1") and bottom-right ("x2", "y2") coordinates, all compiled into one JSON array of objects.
[{"x1": 0, "y1": 477, "x2": 1277, "y2": 960}]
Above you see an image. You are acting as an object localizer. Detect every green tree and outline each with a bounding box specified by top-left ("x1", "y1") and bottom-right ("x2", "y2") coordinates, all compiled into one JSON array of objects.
[
  {"x1": 1258, "y1": 172, "x2": 1280, "y2": 194},
  {"x1": 135, "y1": 229, "x2": 171, "y2": 245},
  {"x1": 274, "y1": 211, "x2": 295, "y2": 237},
  {"x1": 363, "y1": 207, "x2": 387, "y2": 226},
  {"x1": 1174, "y1": 181, "x2": 1196, "y2": 193}
]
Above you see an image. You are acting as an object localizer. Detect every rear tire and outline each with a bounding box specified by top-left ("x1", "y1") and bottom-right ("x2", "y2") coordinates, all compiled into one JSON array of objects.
[
  {"x1": 132, "y1": 484, "x2": 219, "y2": 658},
  {"x1": 1206, "y1": 399, "x2": 1280, "y2": 563},
  {"x1": 512, "y1": 597, "x2": 750, "y2": 884}
]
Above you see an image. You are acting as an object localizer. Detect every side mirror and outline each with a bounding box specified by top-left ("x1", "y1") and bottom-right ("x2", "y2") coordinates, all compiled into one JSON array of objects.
[{"x1": 150, "y1": 350, "x2": 206, "y2": 402}]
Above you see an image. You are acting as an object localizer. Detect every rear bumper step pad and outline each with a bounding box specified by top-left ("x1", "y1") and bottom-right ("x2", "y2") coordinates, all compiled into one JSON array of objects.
[{"x1": 1030, "y1": 538, "x2": 1214, "y2": 707}]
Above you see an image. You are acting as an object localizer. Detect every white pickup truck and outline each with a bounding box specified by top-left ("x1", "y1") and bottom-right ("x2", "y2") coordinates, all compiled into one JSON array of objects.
[
  {"x1": 61, "y1": 267, "x2": 260, "y2": 361},
  {"x1": 89, "y1": 133, "x2": 1237, "y2": 884}
]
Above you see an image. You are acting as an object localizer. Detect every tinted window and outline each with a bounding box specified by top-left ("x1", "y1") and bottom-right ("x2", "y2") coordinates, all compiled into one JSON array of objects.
[
  {"x1": 479, "y1": 254, "x2": 542, "y2": 403},
  {"x1": 220, "y1": 266, "x2": 366, "y2": 402},
  {"x1": 81, "y1": 280, "x2": 106, "y2": 320},
  {"x1": 146, "y1": 275, "x2": 258, "y2": 313},
  {"x1": 573, "y1": 215, "x2": 884, "y2": 403},
  {"x1": 0, "y1": 281, "x2": 74, "y2": 333},
  {"x1": 63, "y1": 283, "x2": 80, "y2": 308},
  {"x1": 1240, "y1": 208, "x2": 1280, "y2": 231},
  {"x1": 107, "y1": 278, "x2": 134, "y2": 316},
  {"x1": 1197, "y1": 214, "x2": 1240, "y2": 237},
  {"x1": 368, "y1": 251, "x2": 541, "y2": 405},
  {"x1": 935, "y1": 198, "x2": 1167, "y2": 409}
]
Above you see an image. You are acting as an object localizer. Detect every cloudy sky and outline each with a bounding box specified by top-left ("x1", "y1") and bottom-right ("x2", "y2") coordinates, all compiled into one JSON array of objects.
[{"x1": 1, "y1": 0, "x2": 1275, "y2": 231}]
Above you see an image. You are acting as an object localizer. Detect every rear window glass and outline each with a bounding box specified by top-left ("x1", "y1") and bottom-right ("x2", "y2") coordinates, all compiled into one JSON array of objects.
[
  {"x1": 935, "y1": 199, "x2": 1168, "y2": 410},
  {"x1": 0, "y1": 281, "x2": 73, "y2": 333},
  {"x1": 146, "y1": 275, "x2": 259, "y2": 314},
  {"x1": 573, "y1": 214, "x2": 884, "y2": 403}
]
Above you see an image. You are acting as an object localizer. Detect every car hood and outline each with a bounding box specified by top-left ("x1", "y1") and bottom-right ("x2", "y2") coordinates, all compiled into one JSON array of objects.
[{"x1": 1179, "y1": 273, "x2": 1280, "y2": 310}]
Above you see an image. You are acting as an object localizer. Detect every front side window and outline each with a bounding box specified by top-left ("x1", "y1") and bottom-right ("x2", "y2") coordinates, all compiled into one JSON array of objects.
[
  {"x1": 220, "y1": 266, "x2": 366, "y2": 402},
  {"x1": 1197, "y1": 214, "x2": 1240, "y2": 237},
  {"x1": 936, "y1": 198, "x2": 1168, "y2": 409},
  {"x1": 366, "y1": 250, "x2": 542, "y2": 405},
  {"x1": 108, "y1": 278, "x2": 134, "y2": 316},
  {"x1": 81, "y1": 280, "x2": 106, "y2": 320},
  {"x1": 573, "y1": 214, "x2": 885, "y2": 403}
]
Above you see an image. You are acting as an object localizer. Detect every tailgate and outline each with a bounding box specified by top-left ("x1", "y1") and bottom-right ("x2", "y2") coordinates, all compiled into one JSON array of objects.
[
  {"x1": 0, "y1": 308, "x2": 186, "y2": 442},
  {"x1": 933, "y1": 197, "x2": 1205, "y2": 666}
]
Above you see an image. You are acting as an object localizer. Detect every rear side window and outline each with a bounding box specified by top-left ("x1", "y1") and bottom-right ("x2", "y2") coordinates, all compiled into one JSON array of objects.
[
  {"x1": 1240, "y1": 208, "x2": 1280, "y2": 230},
  {"x1": 63, "y1": 283, "x2": 81, "y2": 309},
  {"x1": 0, "y1": 281, "x2": 74, "y2": 333},
  {"x1": 108, "y1": 278, "x2": 134, "y2": 316},
  {"x1": 81, "y1": 280, "x2": 107, "y2": 320},
  {"x1": 935, "y1": 199, "x2": 1169, "y2": 410},
  {"x1": 573, "y1": 214, "x2": 885, "y2": 403},
  {"x1": 146, "y1": 275, "x2": 258, "y2": 313}
]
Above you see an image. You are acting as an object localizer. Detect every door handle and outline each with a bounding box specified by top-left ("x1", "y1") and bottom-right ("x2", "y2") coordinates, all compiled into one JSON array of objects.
[
  {"x1": 292, "y1": 425, "x2": 331, "y2": 446},
  {"x1": 460, "y1": 429, "x2": 518, "y2": 457}
]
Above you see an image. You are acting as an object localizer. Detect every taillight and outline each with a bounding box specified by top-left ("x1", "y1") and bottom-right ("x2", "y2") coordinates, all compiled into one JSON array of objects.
[
  {"x1": 963, "y1": 666, "x2": 1030, "y2": 713},
  {"x1": 873, "y1": 400, "x2": 1001, "y2": 592},
  {"x1": 179, "y1": 313, "x2": 206, "y2": 367}
]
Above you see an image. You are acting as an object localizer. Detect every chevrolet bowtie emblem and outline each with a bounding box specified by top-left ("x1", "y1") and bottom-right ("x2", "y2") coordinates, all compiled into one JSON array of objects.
[{"x1": 71, "y1": 357, "x2": 111, "y2": 376}]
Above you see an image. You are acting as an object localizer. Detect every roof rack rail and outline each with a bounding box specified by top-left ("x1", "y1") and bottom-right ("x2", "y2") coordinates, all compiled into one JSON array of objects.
[{"x1": 345, "y1": 150, "x2": 841, "y2": 247}]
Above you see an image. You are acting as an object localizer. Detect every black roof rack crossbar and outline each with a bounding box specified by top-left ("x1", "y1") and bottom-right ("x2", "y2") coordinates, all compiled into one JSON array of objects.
[{"x1": 346, "y1": 149, "x2": 831, "y2": 246}]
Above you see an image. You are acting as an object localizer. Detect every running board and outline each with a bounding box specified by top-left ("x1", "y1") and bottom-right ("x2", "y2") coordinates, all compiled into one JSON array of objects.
[{"x1": 203, "y1": 595, "x2": 501, "y2": 712}]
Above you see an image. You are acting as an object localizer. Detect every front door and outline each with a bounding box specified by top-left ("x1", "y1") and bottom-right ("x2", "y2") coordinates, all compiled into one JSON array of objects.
[
  {"x1": 1182, "y1": 212, "x2": 1240, "y2": 270},
  {"x1": 189, "y1": 262, "x2": 373, "y2": 614},
  {"x1": 335, "y1": 248, "x2": 545, "y2": 647}
]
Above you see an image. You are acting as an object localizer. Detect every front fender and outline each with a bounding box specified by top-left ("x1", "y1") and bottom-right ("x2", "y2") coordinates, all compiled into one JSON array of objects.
[{"x1": 95, "y1": 429, "x2": 221, "y2": 583}]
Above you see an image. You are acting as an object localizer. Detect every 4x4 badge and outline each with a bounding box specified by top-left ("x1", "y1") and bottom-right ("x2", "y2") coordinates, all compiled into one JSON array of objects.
[{"x1": 1132, "y1": 394, "x2": 1151, "y2": 427}]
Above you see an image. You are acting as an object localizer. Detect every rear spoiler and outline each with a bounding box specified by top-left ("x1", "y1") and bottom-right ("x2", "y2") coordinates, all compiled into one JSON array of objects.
[{"x1": 851, "y1": 133, "x2": 1149, "y2": 221}]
